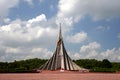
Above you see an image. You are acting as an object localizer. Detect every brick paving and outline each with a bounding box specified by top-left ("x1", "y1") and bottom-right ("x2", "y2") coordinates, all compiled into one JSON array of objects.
[{"x1": 0, "y1": 70, "x2": 120, "y2": 80}]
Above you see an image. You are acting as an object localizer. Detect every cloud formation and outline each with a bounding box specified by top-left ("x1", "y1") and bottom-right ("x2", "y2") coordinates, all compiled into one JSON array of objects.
[
  {"x1": 0, "y1": 0, "x2": 19, "y2": 24},
  {"x1": 66, "y1": 31, "x2": 87, "y2": 43},
  {"x1": 0, "y1": 0, "x2": 19, "y2": 17},
  {"x1": 0, "y1": 14, "x2": 57, "y2": 62},
  {"x1": 58, "y1": 0, "x2": 120, "y2": 21},
  {"x1": 70, "y1": 42, "x2": 120, "y2": 62},
  {"x1": 79, "y1": 42, "x2": 101, "y2": 59},
  {"x1": 0, "y1": 46, "x2": 52, "y2": 62},
  {"x1": 0, "y1": 0, "x2": 119, "y2": 62}
]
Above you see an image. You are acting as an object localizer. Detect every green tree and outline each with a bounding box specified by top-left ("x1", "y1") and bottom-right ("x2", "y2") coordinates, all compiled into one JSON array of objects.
[{"x1": 101, "y1": 59, "x2": 112, "y2": 68}]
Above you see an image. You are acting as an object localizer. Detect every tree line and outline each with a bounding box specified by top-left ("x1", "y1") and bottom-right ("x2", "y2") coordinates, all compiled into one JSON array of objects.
[
  {"x1": 75, "y1": 59, "x2": 120, "y2": 72},
  {"x1": 0, "y1": 58, "x2": 120, "y2": 73},
  {"x1": 0, "y1": 58, "x2": 47, "y2": 73}
]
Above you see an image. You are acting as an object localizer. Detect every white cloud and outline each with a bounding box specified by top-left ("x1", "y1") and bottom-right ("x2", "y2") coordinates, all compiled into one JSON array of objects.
[
  {"x1": 80, "y1": 42, "x2": 101, "y2": 53},
  {"x1": 57, "y1": 0, "x2": 120, "y2": 21},
  {"x1": 5, "y1": 47, "x2": 20, "y2": 54},
  {"x1": 24, "y1": 0, "x2": 44, "y2": 5},
  {"x1": 0, "y1": 14, "x2": 57, "y2": 43},
  {"x1": 71, "y1": 42, "x2": 120, "y2": 62},
  {"x1": 79, "y1": 42, "x2": 100, "y2": 59},
  {"x1": 0, "y1": 14, "x2": 58, "y2": 62},
  {"x1": 100, "y1": 48, "x2": 120, "y2": 61},
  {"x1": 56, "y1": 17, "x2": 73, "y2": 32},
  {"x1": 57, "y1": 0, "x2": 80, "y2": 25},
  {"x1": 25, "y1": 47, "x2": 52, "y2": 60},
  {"x1": 28, "y1": 14, "x2": 47, "y2": 23},
  {"x1": 3, "y1": 18, "x2": 11, "y2": 24},
  {"x1": 0, "y1": 46, "x2": 52, "y2": 62},
  {"x1": 0, "y1": 0, "x2": 19, "y2": 18},
  {"x1": 101, "y1": 48, "x2": 115, "y2": 58},
  {"x1": 0, "y1": 0, "x2": 45, "y2": 23},
  {"x1": 67, "y1": 42, "x2": 120, "y2": 61},
  {"x1": 58, "y1": 0, "x2": 77, "y2": 18},
  {"x1": 66, "y1": 31, "x2": 87, "y2": 43}
]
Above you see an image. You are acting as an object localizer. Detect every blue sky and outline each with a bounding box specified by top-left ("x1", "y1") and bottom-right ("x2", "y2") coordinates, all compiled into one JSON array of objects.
[{"x1": 0, "y1": 0, "x2": 120, "y2": 62}]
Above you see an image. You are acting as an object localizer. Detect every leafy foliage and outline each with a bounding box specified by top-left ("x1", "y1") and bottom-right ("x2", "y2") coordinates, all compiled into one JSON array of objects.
[
  {"x1": 0, "y1": 58, "x2": 47, "y2": 73},
  {"x1": 0, "y1": 58, "x2": 120, "y2": 73},
  {"x1": 75, "y1": 59, "x2": 120, "y2": 72}
]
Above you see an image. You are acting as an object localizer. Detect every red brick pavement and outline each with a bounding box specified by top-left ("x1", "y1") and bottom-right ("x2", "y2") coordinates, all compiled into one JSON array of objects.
[{"x1": 0, "y1": 70, "x2": 120, "y2": 80}]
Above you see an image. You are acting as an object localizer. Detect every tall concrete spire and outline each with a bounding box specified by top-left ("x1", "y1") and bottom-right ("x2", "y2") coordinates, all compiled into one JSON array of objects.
[
  {"x1": 40, "y1": 24, "x2": 84, "y2": 71},
  {"x1": 59, "y1": 23, "x2": 62, "y2": 39}
]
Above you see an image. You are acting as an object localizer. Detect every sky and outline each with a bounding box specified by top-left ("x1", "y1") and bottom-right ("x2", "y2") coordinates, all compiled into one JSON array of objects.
[{"x1": 0, "y1": 0, "x2": 120, "y2": 62}]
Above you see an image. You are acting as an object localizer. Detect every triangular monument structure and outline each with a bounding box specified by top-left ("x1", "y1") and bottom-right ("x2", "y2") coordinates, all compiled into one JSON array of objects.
[{"x1": 40, "y1": 24, "x2": 85, "y2": 71}]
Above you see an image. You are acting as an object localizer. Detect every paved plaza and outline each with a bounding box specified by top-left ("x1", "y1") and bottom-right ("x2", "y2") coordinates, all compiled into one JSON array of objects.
[{"x1": 0, "y1": 71, "x2": 120, "y2": 80}]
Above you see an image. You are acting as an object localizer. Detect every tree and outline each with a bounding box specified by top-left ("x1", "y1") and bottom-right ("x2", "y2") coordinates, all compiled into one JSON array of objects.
[{"x1": 101, "y1": 59, "x2": 112, "y2": 68}]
